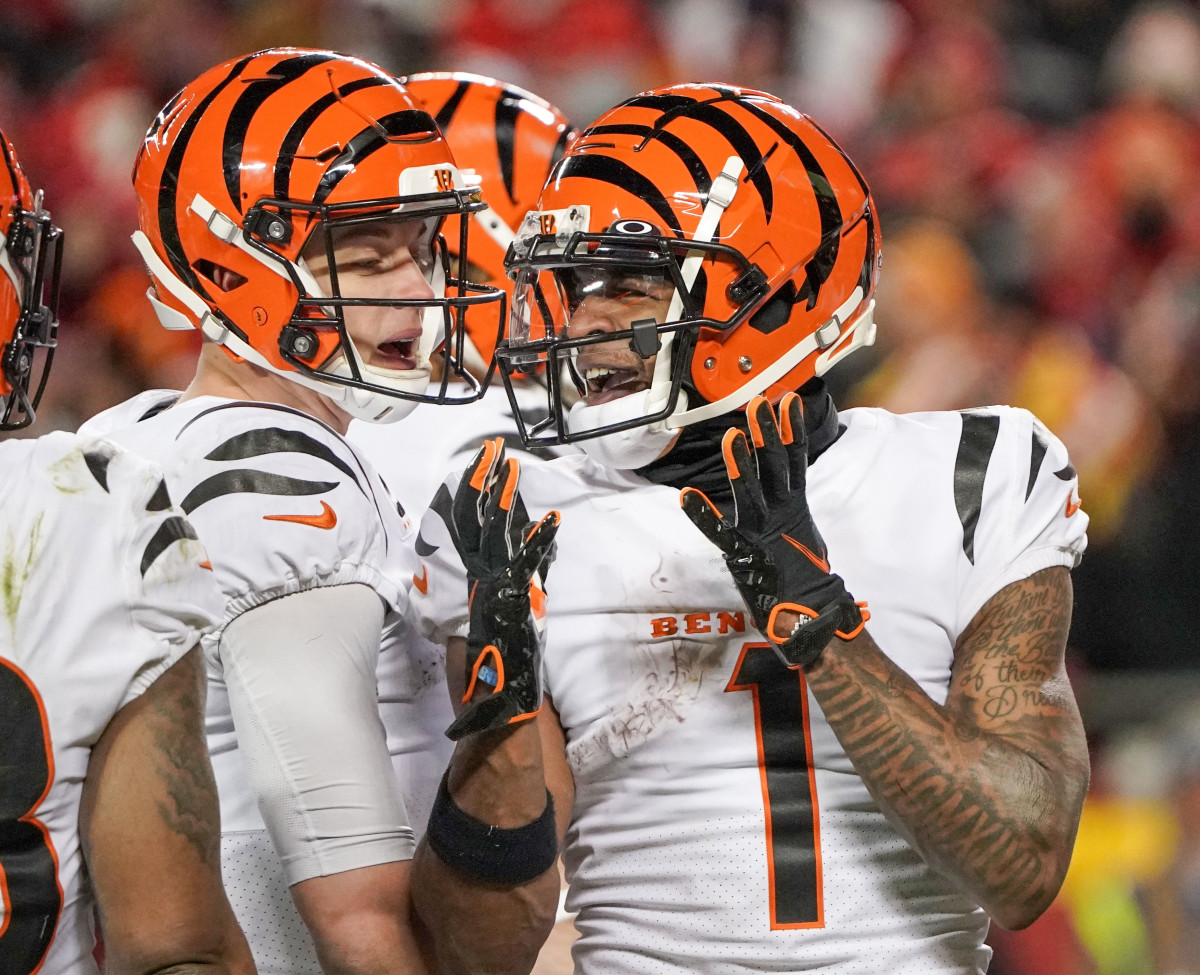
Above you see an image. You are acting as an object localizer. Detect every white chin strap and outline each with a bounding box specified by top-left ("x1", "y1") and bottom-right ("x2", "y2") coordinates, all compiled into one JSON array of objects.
[
  {"x1": 131, "y1": 192, "x2": 448, "y2": 425},
  {"x1": 669, "y1": 288, "x2": 877, "y2": 428},
  {"x1": 570, "y1": 155, "x2": 744, "y2": 469}
]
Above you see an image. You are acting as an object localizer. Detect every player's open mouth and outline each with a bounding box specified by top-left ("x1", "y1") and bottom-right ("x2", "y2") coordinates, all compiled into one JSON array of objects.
[
  {"x1": 583, "y1": 366, "x2": 650, "y2": 404},
  {"x1": 373, "y1": 337, "x2": 418, "y2": 370}
]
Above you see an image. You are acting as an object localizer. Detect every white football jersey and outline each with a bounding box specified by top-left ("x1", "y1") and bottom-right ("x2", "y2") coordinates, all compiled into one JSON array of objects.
[
  {"x1": 412, "y1": 406, "x2": 1088, "y2": 975},
  {"x1": 350, "y1": 381, "x2": 575, "y2": 835},
  {"x1": 80, "y1": 391, "x2": 419, "y2": 975},
  {"x1": 0, "y1": 432, "x2": 220, "y2": 975}
]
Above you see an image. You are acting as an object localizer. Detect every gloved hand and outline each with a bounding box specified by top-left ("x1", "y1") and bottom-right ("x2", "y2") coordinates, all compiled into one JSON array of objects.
[
  {"x1": 446, "y1": 437, "x2": 560, "y2": 740},
  {"x1": 680, "y1": 394, "x2": 867, "y2": 668}
]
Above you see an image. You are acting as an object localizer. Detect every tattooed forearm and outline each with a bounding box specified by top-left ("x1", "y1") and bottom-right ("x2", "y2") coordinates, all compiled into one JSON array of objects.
[
  {"x1": 147, "y1": 650, "x2": 223, "y2": 868},
  {"x1": 804, "y1": 567, "x2": 1089, "y2": 929}
]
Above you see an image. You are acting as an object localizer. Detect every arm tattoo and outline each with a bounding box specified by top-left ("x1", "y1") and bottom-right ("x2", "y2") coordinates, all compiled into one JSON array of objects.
[
  {"x1": 148, "y1": 654, "x2": 223, "y2": 868},
  {"x1": 804, "y1": 566, "x2": 1088, "y2": 926}
]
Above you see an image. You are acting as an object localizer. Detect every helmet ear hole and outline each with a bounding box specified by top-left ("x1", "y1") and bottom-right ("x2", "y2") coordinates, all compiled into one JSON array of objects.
[{"x1": 192, "y1": 260, "x2": 247, "y2": 293}]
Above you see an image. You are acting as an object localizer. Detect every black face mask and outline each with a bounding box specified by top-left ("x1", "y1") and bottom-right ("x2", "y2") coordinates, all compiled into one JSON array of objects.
[{"x1": 636, "y1": 377, "x2": 843, "y2": 508}]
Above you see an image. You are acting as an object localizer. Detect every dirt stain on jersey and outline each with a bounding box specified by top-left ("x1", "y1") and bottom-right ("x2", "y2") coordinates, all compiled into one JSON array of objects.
[
  {"x1": 3, "y1": 512, "x2": 44, "y2": 632},
  {"x1": 46, "y1": 446, "x2": 99, "y2": 494},
  {"x1": 566, "y1": 637, "x2": 726, "y2": 776}
]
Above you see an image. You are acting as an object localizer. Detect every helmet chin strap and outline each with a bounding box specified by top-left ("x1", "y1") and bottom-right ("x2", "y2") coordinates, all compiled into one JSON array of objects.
[{"x1": 570, "y1": 155, "x2": 744, "y2": 468}]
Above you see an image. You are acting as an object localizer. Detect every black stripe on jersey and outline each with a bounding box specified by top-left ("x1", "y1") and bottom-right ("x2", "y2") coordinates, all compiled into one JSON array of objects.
[
  {"x1": 1027, "y1": 429, "x2": 1048, "y2": 501},
  {"x1": 553, "y1": 154, "x2": 683, "y2": 236},
  {"x1": 138, "y1": 395, "x2": 180, "y2": 421},
  {"x1": 1054, "y1": 463, "x2": 1077, "y2": 481},
  {"x1": 178, "y1": 400, "x2": 341, "y2": 440},
  {"x1": 313, "y1": 110, "x2": 440, "y2": 206},
  {"x1": 954, "y1": 413, "x2": 1001, "y2": 564},
  {"x1": 416, "y1": 481, "x2": 455, "y2": 556},
  {"x1": 146, "y1": 479, "x2": 172, "y2": 512},
  {"x1": 82, "y1": 444, "x2": 116, "y2": 492},
  {"x1": 140, "y1": 516, "x2": 199, "y2": 576},
  {"x1": 158, "y1": 54, "x2": 254, "y2": 306},
  {"x1": 583, "y1": 124, "x2": 710, "y2": 197},
  {"x1": 180, "y1": 470, "x2": 338, "y2": 514},
  {"x1": 273, "y1": 77, "x2": 392, "y2": 201},
  {"x1": 204, "y1": 427, "x2": 363, "y2": 494},
  {"x1": 495, "y1": 91, "x2": 522, "y2": 204},
  {"x1": 432, "y1": 79, "x2": 471, "y2": 131},
  {"x1": 175, "y1": 401, "x2": 391, "y2": 550},
  {"x1": 222, "y1": 52, "x2": 336, "y2": 210}
]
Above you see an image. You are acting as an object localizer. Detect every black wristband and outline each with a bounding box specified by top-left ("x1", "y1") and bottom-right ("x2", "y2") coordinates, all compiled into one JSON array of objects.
[{"x1": 425, "y1": 774, "x2": 558, "y2": 886}]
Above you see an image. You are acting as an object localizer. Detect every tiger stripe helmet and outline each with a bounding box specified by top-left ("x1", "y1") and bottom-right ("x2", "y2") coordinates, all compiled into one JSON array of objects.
[
  {"x1": 132, "y1": 48, "x2": 505, "y2": 424},
  {"x1": 1, "y1": 129, "x2": 61, "y2": 430},
  {"x1": 499, "y1": 83, "x2": 880, "y2": 449},
  {"x1": 398, "y1": 72, "x2": 573, "y2": 368}
]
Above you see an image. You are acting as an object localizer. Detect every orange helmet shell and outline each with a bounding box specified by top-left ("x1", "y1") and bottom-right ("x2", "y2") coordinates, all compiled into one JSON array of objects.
[
  {"x1": 530, "y1": 84, "x2": 880, "y2": 412},
  {"x1": 399, "y1": 72, "x2": 573, "y2": 363},
  {"x1": 134, "y1": 49, "x2": 466, "y2": 374}
]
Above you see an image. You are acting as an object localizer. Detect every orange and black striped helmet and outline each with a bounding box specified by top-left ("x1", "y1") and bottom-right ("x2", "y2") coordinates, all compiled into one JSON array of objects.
[
  {"x1": 1, "y1": 129, "x2": 61, "y2": 431},
  {"x1": 131, "y1": 48, "x2": 505, "y2": 424},
  {"x1": 398, "y1": 72, "x2": 573, "y2": 369},
  {"x1": 499, "y1": 83, "x2": 880, "y2": 451}
]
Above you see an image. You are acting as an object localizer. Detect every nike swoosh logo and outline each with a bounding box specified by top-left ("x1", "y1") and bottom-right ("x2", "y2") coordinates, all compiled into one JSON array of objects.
[
  {"x1": 263, "y1": 500, "x2": 337, "y2": 530},
  {"x1": 1065, "y1": 494, "x2": 1082, "y2": 518},
  {"x1": 412, "y1": 566, "x2": 429, "y2": 595},
  {"x1": 782, "y1": 534, "x2": 830, "y2": 572}
]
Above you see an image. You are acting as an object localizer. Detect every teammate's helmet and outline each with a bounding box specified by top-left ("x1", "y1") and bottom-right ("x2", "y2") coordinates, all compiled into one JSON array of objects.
[
  {"x1": 132, "y1": 48, "x2": 504, "y2": 424},
  {"x1": 398, "y1": 72, "x2": 573, "y2": 370},
  {"x1": 0, "y1": 130, "x2": 61, "y2": 431},
  {"x1": 499, "y1": 83, "x2": 880, "y2": 459}
]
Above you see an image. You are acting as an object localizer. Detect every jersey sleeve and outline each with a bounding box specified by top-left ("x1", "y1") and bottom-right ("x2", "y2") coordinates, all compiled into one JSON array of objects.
[
  {"x1": 407, "y1": 469, "x2": 473, "y2": 646},
  {"x1": 169, "y1": 408, "x2": 411, "y2": 634},
  {"x1": 956, "y1": 407, "x2": 1088, "y2": 633},
  {"x1": 80, "y1": 437, "x2": 225, "y2": 709}
]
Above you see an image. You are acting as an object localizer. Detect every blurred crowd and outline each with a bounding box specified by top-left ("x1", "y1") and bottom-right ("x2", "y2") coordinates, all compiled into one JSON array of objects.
[{"x1": 2, "y1": 0, "x2": 1199, "y2": 972}]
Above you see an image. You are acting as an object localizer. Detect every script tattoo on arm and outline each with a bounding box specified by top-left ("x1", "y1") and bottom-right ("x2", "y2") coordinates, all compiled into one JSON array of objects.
[{"x1": 802, "y1": 566, "x2": 1089, "y2": 929}]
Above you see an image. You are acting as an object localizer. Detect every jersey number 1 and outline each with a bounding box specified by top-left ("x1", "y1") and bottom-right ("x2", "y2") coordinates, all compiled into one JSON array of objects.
[
  {"x1": 0, "y1": 660, "x2": 62, "y2": 975},
  {"x1": 726, "y1": 642, "x2": 823, "y2": 929}
]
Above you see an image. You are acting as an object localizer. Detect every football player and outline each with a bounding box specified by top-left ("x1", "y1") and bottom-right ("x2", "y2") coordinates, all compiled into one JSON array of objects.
[
  {"x1": 410, "y1": 84, "x2": 1091, "y2": 973},
  {"x1": 0, "y1": 132, "x2": 253, "y2": 974},
  {"x1": 78, "y1": 49, "x2": 504, "y2": 975},
  {"x1": 348, "y1": 71, "x2": 574, "y2": 840}
]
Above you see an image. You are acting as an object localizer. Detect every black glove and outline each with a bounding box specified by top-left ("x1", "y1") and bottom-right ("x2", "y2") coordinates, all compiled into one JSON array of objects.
[
  {"x1": 679, "y1": 394, "x2": 867, "y2": 668},
  {"x1": 445, "y1": 437, "x2": 560, "y2": 740}
]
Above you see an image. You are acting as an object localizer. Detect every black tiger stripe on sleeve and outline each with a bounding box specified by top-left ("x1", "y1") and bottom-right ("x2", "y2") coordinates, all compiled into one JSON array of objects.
[
  {"x1": 415, "y1": 482, "x2": 455, "y2": 558},
  {"x1": 145, "y1": 479, "x2": 172, "y2": 512},
  {"x1": 204, "y1": 427, "x2": 363, "y2": 494},
  {"x1": 141, "y1": 516, "x2": 200, "y2": 576},
  {"x1": 180, "y1": 470, "x2": 339, "y2": 515},
  {"x1": 954, "y1": 413, "x2": 1001, "y2": 565},
  {"x1": 82, "y1": 444, "x2": 117, "y2": 492},
  {"x1": 1026, "y1": 428, "x2": 1048, "y2": 502}
]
